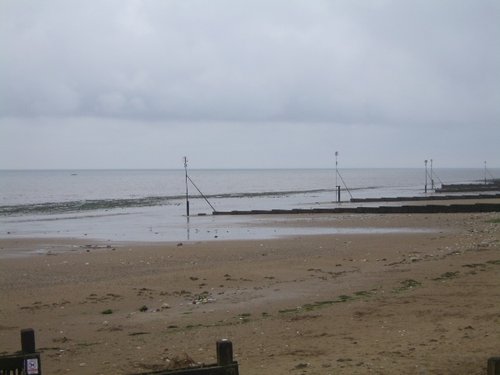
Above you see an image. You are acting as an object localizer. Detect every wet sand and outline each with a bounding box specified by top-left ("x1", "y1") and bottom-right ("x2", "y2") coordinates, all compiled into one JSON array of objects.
[{"x1": 0, "y1": 212, "x2": 499, "y2": 374}]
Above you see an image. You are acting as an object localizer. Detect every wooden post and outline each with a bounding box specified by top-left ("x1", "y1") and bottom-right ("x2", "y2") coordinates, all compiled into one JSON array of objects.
[
  {"x1": 216, "y1": 339, "x2": 233, "y2": 366},
  {"x1": 21, "y1": 328, "x2": 36, "y2": 353},
  {"x1": 488, "y1": 357, "x2": 500, "y2": 375}
]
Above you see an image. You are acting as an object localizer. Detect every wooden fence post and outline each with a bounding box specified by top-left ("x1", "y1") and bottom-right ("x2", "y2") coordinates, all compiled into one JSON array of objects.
[
  {"x1": 216, "y1": 339, "x2": 233, "y2": 366},
  {"x1": 21, "y1": 328, "x2": 36, "y2": 353},
  {"x1": 488, "y1": 357, "x2": 500, "y2": 375}
]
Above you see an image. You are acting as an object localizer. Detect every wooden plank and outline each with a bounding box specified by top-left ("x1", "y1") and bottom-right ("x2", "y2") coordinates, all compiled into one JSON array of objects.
[
  {"x1": 137, "y1": 363, "x2": 239, "y2": 375},
  {"x1": 136, "y1": 340, "x2": 238, "y2": 375}
]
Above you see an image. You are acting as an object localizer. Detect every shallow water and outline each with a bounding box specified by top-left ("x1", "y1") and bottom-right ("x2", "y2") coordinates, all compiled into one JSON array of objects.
[{"x1": 0, "y1": 168, "x2": 496, "y2": 243}]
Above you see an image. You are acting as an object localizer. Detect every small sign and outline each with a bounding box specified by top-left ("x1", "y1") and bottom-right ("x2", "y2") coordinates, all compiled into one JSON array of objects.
[{"x1": 26, "y1": 358, "x2": 39, "y2": 374}]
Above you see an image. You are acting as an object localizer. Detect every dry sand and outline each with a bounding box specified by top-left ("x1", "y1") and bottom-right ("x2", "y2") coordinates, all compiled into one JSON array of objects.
[{"x1": 0, "y1": 212, "x2": 499, "y2": 374}]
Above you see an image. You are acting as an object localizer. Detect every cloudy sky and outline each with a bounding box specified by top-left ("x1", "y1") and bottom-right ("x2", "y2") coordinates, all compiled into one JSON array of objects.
[{"x1": 1, "y1": 0, "x2": 499, "y2": 169}]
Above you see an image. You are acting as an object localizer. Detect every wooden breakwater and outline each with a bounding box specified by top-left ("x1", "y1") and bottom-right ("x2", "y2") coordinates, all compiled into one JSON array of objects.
[
  {"x1": 350, "y1": 193, "x2": 500, "y2": 203},
  {"x1": 436, "y1": 181, "x2": 500, "y2": 193},
  {"x1": 213, "y1": 203, "x2": 500, "y2": 216}
]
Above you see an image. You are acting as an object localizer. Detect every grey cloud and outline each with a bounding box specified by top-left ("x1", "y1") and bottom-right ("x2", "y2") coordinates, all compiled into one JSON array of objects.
[{"x1": 1, "y1": 0, "x2": 499, "y2": 129}]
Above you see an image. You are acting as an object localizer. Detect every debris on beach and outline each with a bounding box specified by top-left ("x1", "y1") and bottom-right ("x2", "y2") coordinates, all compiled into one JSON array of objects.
[{"x1": 192, "y1": 292, "x2": 215, "y2": 305}]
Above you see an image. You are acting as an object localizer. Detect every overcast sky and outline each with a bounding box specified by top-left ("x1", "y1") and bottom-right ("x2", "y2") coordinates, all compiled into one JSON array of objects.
[{"x1": 1, "y1": 0, "x2": 499, "y2": 169}]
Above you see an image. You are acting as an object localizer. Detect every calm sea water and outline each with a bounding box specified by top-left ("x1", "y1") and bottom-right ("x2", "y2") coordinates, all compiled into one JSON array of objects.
[{"x1": 0, "y1": 168, "x2": 497, "y2": 244}]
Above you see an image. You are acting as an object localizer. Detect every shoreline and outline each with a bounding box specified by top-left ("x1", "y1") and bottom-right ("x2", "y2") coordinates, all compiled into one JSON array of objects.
[
  {"x1": 0, "y1": 212, "x2": 499, "y2": 374},
  {"x1": 2, "y1": 197, "x2": 499, "y2": 244},
  {"x1": 0, "y1": 211, "x2": 446, "y2": 259}
]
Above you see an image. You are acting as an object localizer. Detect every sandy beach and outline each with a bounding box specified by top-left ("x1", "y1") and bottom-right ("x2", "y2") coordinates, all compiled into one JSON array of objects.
[{"x1": 1, "y1": 212, "x2": 499, "y2": 374}]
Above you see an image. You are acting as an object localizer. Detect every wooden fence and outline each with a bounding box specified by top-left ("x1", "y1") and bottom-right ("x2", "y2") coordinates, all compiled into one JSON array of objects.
[
  {"x1": 0, "y1": 328, "x2": 41, "y2": 375},
  {"x1": 488, "y1": 357, "x2": 500, "y2": 375},
  {"x1": 2, "y1": 329, "x2": 499, "y2": 374},
  {"x1": 134, "y1": 339, "x2": 238, "y2": 375}
]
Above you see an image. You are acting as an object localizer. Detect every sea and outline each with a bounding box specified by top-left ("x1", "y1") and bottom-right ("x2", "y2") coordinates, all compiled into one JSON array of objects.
[{"x1": 0, "y1": 168, "x2": 498, "y2": 244}]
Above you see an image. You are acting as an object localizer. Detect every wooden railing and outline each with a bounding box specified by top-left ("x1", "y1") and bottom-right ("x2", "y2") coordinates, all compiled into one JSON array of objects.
[
  {"x1": 134, "y1": 340, "x2": 238, "y2": 375},
  {"x1": 2, "y1": 329, "x2": 499, "y2": 374},
  {"x1": 0, "y1": 328, "x2": 41, "y2": 375}
]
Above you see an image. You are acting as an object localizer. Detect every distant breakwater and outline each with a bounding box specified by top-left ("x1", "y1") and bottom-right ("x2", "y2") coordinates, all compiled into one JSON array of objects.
[
  {"x1": 213, "y1": 203, "x2": 500, "y2": 215},
  {"x1": 350, "y1": 193, "x2": 500, "y2": 203}
]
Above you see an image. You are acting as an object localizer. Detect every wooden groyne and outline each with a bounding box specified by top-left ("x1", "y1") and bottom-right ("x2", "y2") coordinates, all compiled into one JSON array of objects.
[
  {"x1": 213, "y1": 203, "x2": 500, "y2": 216},
  {"x1": 436, "y1": 181, "x2": 500, "y2": 193},
  {"x1": 350, "y1": 193, "x2": 500, "y2": 203}
]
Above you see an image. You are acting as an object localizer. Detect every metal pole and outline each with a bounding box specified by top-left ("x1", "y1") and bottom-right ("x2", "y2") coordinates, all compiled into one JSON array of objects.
[
  {"x1": 484, "y1": 161, "x2": 487, "y2": 184},
  {"x1": 424, "y1": 159, "x2": 428, "y2": 194},
  {"x1": 184, "y1": 156, "x2": 190, "y2": 217},
  {"x1": 430, "y1": 159, "x2": 434, "y2": 190},
  {"x1": 335, "y1": 151, "x2": 340, "y2": 202}
]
